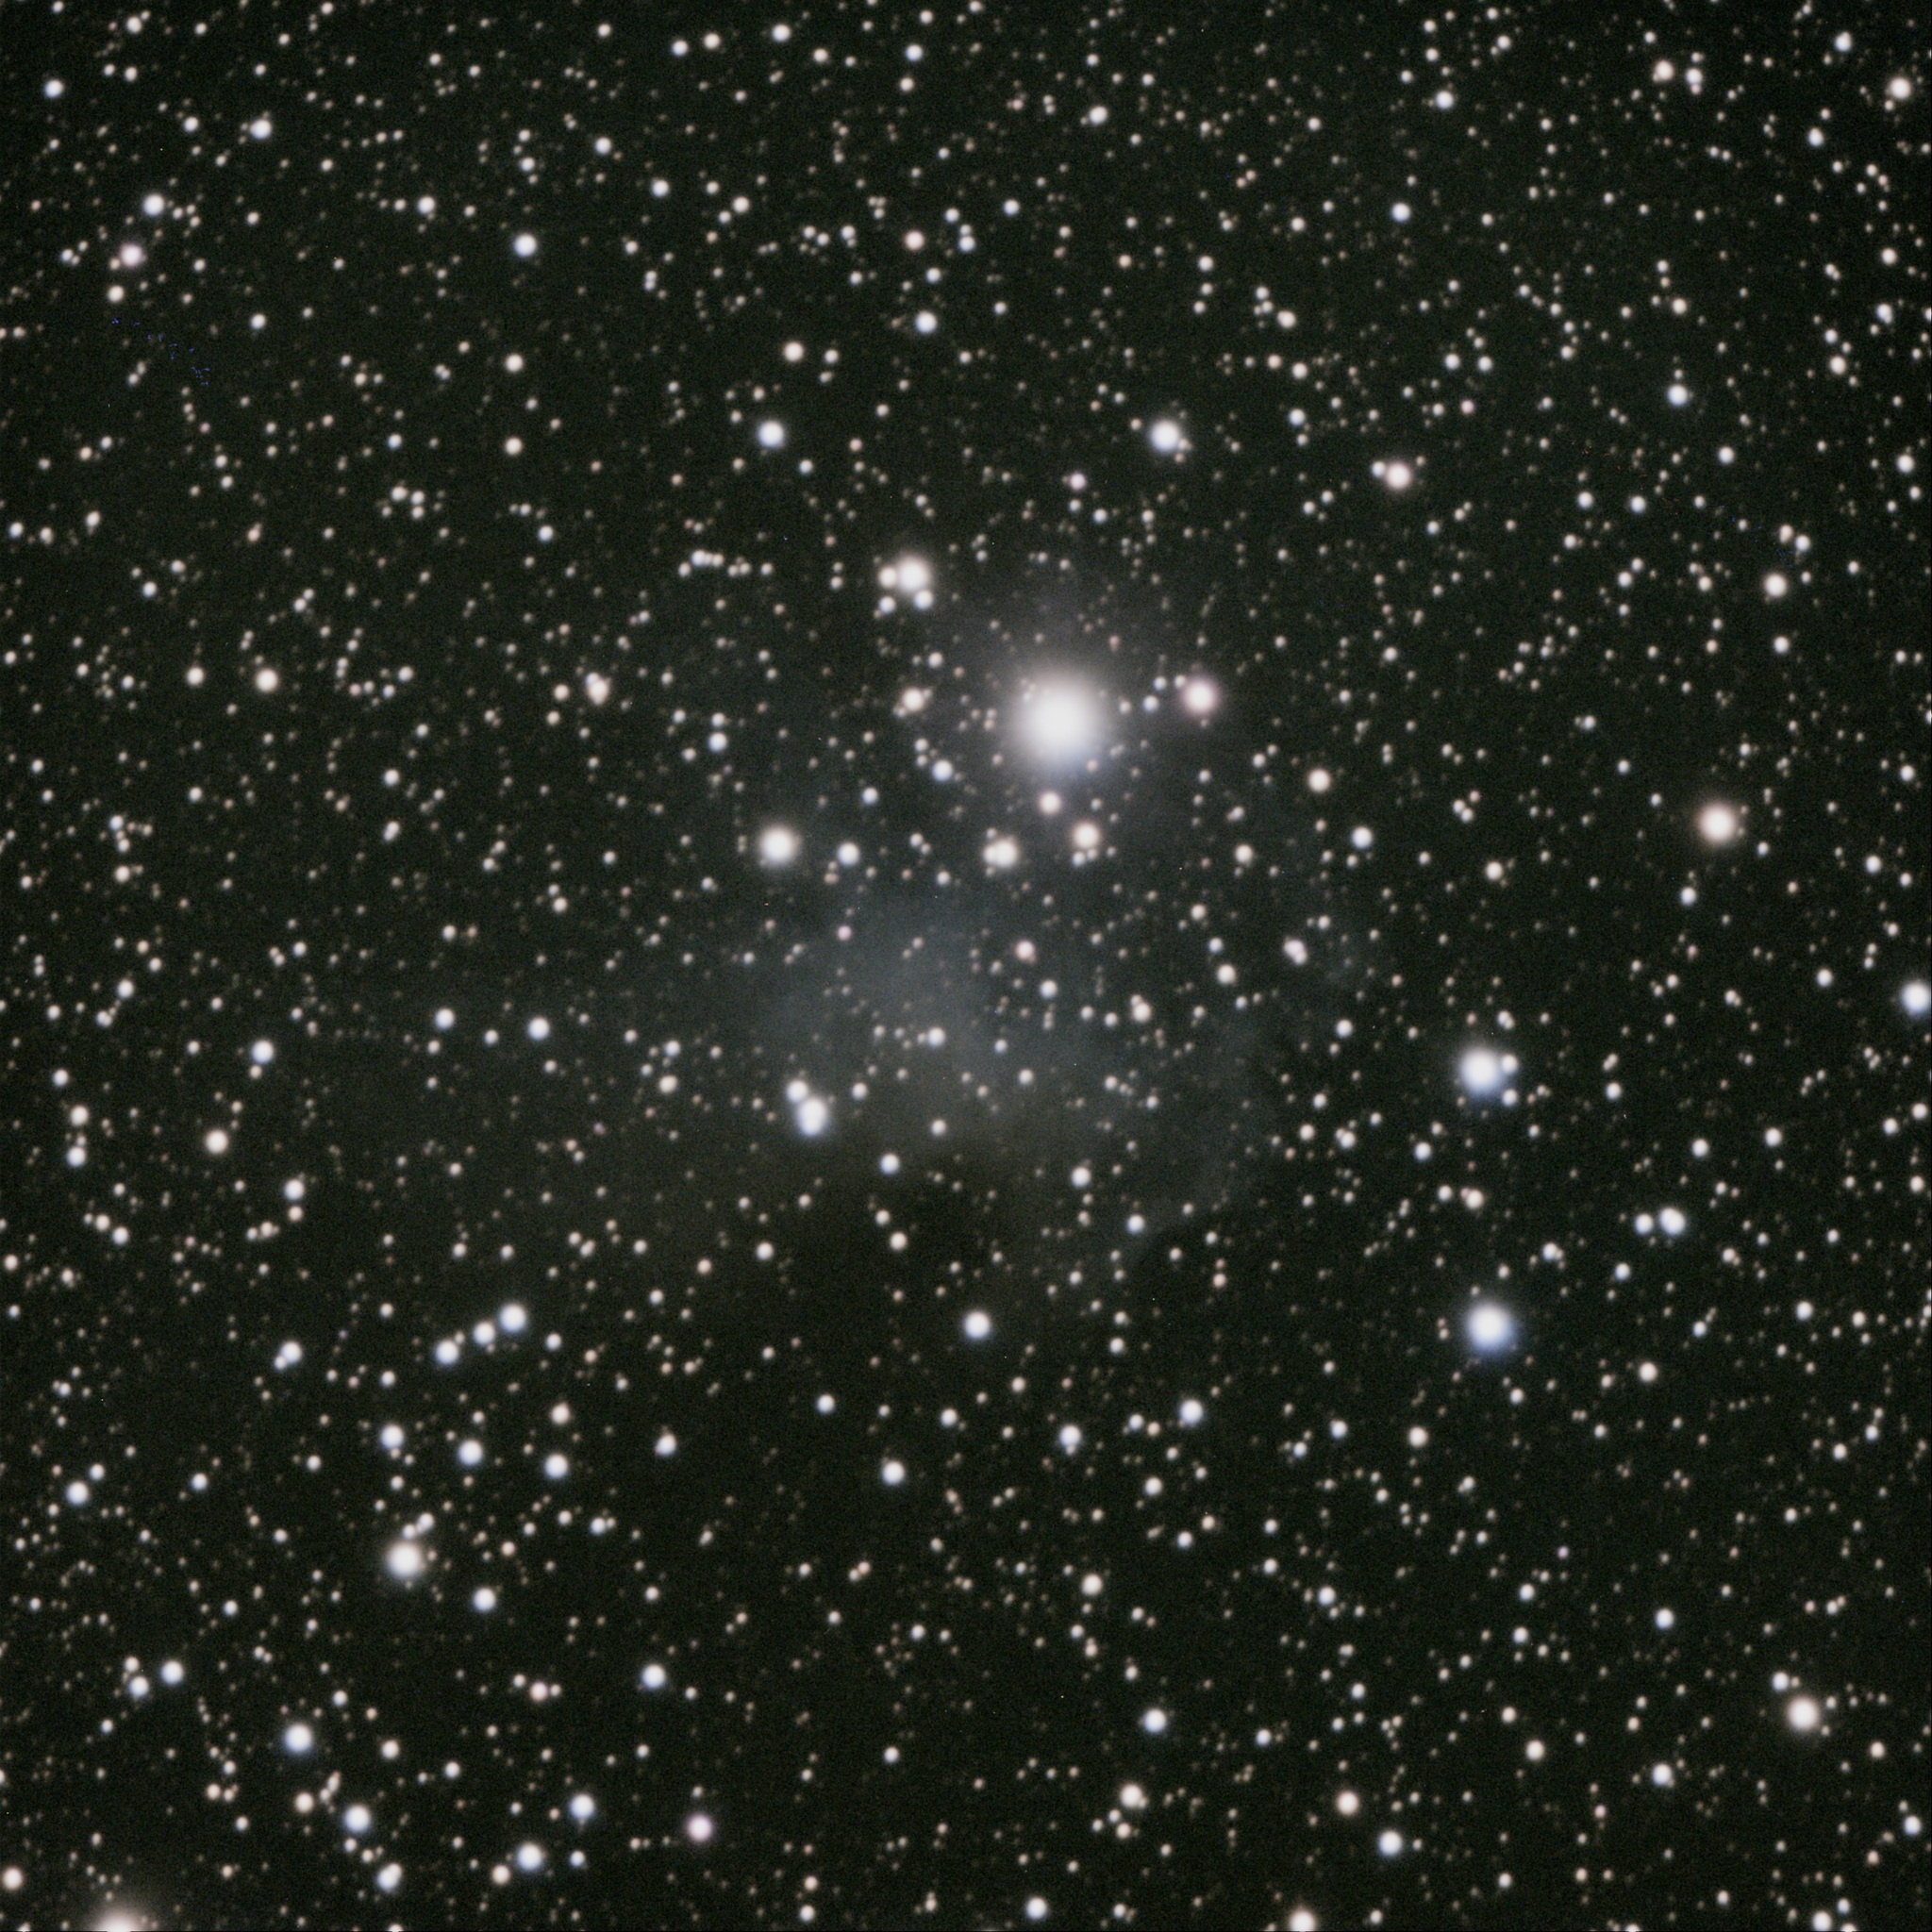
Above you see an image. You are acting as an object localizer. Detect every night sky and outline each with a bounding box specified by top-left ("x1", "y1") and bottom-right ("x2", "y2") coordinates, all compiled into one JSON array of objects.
[{"x1": 3, "y1": 5, "x2": 1928, "y2": 1929}]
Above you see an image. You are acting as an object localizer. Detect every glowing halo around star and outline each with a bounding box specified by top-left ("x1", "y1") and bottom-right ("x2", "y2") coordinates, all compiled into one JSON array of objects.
[
  {"x1": 1019, "y1": 682, "x2": 1099, "y2": 764},
  {"x1": 1459, "y1": 1046, "x2": 1517, "y2": 1097},
  {"x1": 758, "y1": 824, "x2": 801, "y2": 867},
  {"x1": 1467, "y1": 1302, "x2": 1514, "y2": 1352},
  {"x1": 1460, "y1": 1047, "x2": 1503, "y2": 1095},
  {"x1": 1697, "y1": 802, "x2": 1740, "y2": 845},
  {"x1": 1180, "y1": 675, "x2": 1220, "y2": 716}
]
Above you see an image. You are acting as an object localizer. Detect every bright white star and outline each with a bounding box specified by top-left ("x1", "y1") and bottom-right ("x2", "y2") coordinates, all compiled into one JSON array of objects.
[
  {"x1": 1468, "y1": 1303, "x2": 1513, "y2": 1351},
  {"x1": 1021, "y1": 684, "x2": 1097, "y2": 763}
]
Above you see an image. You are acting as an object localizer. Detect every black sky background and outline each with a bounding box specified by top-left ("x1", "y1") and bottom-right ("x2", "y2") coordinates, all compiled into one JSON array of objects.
[{"x1": 1, "y1": 3, "x2": 1926, "y2": 1928}]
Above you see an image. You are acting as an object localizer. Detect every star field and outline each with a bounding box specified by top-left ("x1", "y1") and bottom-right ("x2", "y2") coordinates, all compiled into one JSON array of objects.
[{"x1": 2, "y1": 6, "x2": 1927, "y2": 1929}]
